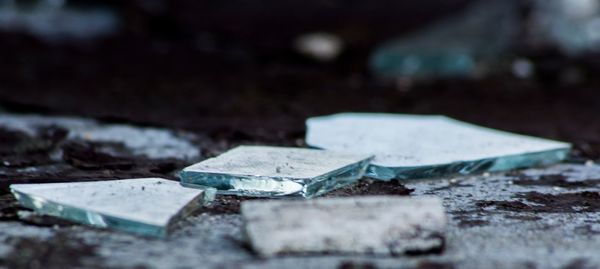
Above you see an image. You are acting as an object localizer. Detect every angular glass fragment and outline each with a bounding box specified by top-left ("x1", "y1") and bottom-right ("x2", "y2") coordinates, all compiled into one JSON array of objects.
[
  {"x1": 370, "y1": 0, "x2": 519, "y2": 79},
  {"x1": 306, "y1": 113, "x2": 571, "y2": 180},
  {"x1": 241, "y1": 196, "x2": 446, "y2": 257},
  {"x1": 10, "y1": 178, "x2": 216, "y2": 237},
  {"x1": 179, "y1": 146, "x2": 372, "y2": 198}
]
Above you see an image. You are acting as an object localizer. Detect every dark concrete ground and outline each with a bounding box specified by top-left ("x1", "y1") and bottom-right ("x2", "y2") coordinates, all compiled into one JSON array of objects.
[
  {"x1": 2, "y1": 159, "x2": 599, "y2": 269},
  {"x1": 2, "y1": 2, "x2": 600, "y2": 267},
  {"x1": 0, "y1": 113, "x2": 600, "y2": 269}
]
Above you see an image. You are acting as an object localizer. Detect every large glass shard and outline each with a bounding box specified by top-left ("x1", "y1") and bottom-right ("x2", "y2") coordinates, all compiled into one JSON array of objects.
[
  {"x1": 306, "y1": 113, "x2": 571, "y2": 180},
  {"x1": 179, "y1": 146, "x2": 372, "y2": 198},
  {"x1": 10, "y1": 178, "x2": 216, "y2": 237},
  {"x1": 241, "y1": 196, "x2": 446, "y2": 256},
  {"x1": 370, "y1": 0, "x2": 519, "y2": 79}
]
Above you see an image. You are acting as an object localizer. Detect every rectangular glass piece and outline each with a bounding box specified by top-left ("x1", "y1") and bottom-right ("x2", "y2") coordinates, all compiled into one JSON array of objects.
[
  {"x1": 10, "y1": 178, "x2": 216, "y2": 237},
  {"x1": 179, "y1": 146, "x2": 372, "y2": 198},
  {"x1": 306, "y1": 113, "x2": 571, "y2": 180},
  {"x1": 241, "y1": 196, "x2": 446, "y2": 256}
]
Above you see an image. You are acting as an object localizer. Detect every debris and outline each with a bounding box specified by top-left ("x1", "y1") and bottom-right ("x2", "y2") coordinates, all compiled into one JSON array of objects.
[
  {"x1": 0, "y1": 126, "x2": 66, "y2": 168},
  {"x1": 180, "y1": 146, "x2": 372, "y2": 198},
  {"x1": 10, "y1": 178, "x2": 216, "y2": 237},
  {"x1": 3, "y1": 233, "x2": 100, "y2": 269},
  {"x1": 529, "y1": 0, "x2": 600, "y2": 55},
  {"x1": 326, "y1": 179, "x2": 414, "y2": 197},
  {"x1": 0, "y1": 0, "x2": 119, "y2": 43},
  {"x1": 512, "y1": 174, "x2": 600, "y2": 189},
  {"x1": 412, "y1": 261, "x2": 455, "y2": 269},
  {"x1": 369, "y1": 0, "x2": 518, "y2": 79},
  {"x1": 476, "y1": 191, "x2": 600, "y2": 213},
  {"x1": 0, "y1": 113, "x2": 200, "y2": 161},
  {"x1": 511, "y1": 58, "x2": 535, "y2": 79},
  {"x1": 295, "y1": 32, "x2": 344, "y2": 62},
  {"x1": 306, "y1": 113, "x2": 570, "y2": 180},
  {"x1": 337, "y1": 261, "x2": 377, "y2": 269},
  {"x1": 241, "y1": 196, "x2": 446, "y2": 257}
]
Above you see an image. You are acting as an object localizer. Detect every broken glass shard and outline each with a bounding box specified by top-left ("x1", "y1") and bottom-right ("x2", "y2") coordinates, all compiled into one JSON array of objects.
[
  {"x1": 179, "y1": 146, "x2": 372, "y2": 198},
  {"x1": 306, "y1": 113, "x2": 571, "y2": 180},
  {"x1": 370, "y1": 0, "x2": 519, "y2": 79},
  {"x1": 10, "y1": 178, "x2": 216, "y2": 237}
]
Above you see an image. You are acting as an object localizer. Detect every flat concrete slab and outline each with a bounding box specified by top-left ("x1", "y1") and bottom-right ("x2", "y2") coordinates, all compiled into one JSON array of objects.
[{"x1": 241, "y1": 196, "x2": 446, "y2": 256}]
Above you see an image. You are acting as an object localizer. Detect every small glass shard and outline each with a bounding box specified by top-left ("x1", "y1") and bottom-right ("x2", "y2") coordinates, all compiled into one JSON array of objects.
[
  {"x1": 179, "y1": 146, "x2": 372, "y2": 198},
  {"x1": 10, "y1": 178, "x2": 216, "y2": 237},
  {"x1": 241, "y1": 196, "x2": 446, "y2": 257},
  {"x1": 306, "y1": 113, "x2": 571, "y2": 180}
]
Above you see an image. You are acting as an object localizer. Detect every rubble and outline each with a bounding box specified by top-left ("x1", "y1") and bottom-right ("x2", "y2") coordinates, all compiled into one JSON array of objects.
[
  {"x1": 180, "y1": 146, "x2": 372, "y2": 198},
  {"x1": 306, "y1": 113, "x2": 570, "y2": 180},
  {"x1": 241, "y1": 196, "x2": 446, "y2": 256},
  {"x1": 10, "y1": 178, "x2": 216, "y2": 237}
]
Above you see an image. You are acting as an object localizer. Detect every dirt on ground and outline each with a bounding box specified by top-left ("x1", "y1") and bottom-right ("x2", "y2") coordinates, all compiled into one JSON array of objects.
[
  {"x1": 1, "y1": 2, "x2": 600, "y2": 267},
  {"x1": 512, "y1": 174, "x2": 600, "y2": 189},
  {"x1": 1, "y1": 1, "x2": 600, "y2": 188},
  {"x1": 476, "y1": 191, "x2": 600, "y2": 213}
]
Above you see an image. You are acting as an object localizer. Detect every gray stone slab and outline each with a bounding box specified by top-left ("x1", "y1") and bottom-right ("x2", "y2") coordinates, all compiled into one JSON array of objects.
[{"x1": 241, "y1": 196, "x2": 446, "y2": 257}]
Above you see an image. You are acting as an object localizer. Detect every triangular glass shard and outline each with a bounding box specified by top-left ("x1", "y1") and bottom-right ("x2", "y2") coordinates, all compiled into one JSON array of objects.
[
  {"x1": 179, "y1": 146, "x2": 372, "y2": 198},
  {"x1": 10, "y1": 178, "x2": 216, "y2": 237},
  {"x1": 306, "y1": 113, "x2": 571, "y2": 180}
]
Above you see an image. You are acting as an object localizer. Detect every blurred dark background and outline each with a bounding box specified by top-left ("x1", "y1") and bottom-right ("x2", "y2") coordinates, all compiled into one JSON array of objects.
[{"x1": 0, "y1": 0, "x2": 599, "y2": 161}]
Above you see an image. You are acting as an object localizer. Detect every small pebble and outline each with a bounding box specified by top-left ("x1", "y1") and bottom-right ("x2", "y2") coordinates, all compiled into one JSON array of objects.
[{"x1": 295, "y1": 32, "x2": 343, "y2": 62}]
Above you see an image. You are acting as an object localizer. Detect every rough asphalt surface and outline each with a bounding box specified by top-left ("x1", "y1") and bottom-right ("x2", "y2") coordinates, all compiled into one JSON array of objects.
[
  {"x1": 1, "y1": 114, "x2": 599, "y2": 269},
  {"x1": 2, "y1": 2, "x2": 600, "y2": 268},
  {"x1": 2, "y1": 159, "x2": 600, "y2": 269}
]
